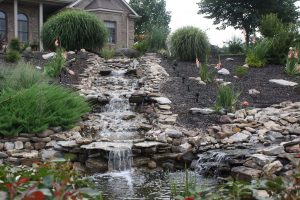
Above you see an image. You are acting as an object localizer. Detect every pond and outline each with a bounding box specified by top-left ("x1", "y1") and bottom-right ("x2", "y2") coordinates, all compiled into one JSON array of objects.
[{"x1": 92, "y1": 169, "x2": 216, "y2": 200}]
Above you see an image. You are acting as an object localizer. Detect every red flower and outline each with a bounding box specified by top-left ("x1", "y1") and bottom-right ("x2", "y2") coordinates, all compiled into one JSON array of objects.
[
  {"x1": 24, "y1": 191, "x2": 45, "y2": 200},
  {"x1": 184, "y1": 197, "x2": 195, "y2": 200},
  {"x1": 241, "y1": 101, "x2": 250, "y2": 107},
  {"x1": 16, "y1": 178, "x2": 29, "y2": 186},
  {"x1": 215, "y1": 62, "x2": 221, "y2": 70}
]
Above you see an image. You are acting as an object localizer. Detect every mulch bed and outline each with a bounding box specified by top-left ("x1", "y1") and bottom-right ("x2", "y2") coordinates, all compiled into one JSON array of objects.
[{"x1": 160, "y1": 55, "x2": 300, "y2": 129}]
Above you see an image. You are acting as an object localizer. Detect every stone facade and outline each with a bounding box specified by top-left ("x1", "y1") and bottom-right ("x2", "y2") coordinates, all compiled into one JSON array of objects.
[
  {"x1": 0, "y1": 0, "x2": 139, "y2": 49},
  {"x1": 0, "y1": 2, "x2": 39, "y2": 44}
]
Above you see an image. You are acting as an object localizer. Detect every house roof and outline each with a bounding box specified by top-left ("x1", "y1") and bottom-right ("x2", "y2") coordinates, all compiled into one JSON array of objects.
[{"x1": 68, "y1": 0, "x2": 140, "y2": 17}]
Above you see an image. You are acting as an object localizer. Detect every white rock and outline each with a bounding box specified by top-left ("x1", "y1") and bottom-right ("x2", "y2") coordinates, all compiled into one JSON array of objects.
[
  {"x1": 263, "y1": 161, "x2": 283, "y2": 176},
  {"x1": 251, "y1": 154, "x2": 276, "y2": 166},
  {"x1": 68, "y1": 51, "x2": 75, "y2": 55},
  {"x1": 221, "y1": 82, "x2": 232, "y2": 86},
  {"x1": 227, "y1": 132, "x2": 251, "y2": 143},
  {"x1": 42, "y1": 52, "x2": 56, "y2": 60},
  {"x1": 153, "y1": 97, "x2": 172, "y2": 105},
  {"x1": 249, "y1": 89, "x2": 260, "y2": 95},
  {"x1": 263, "y1": 145, "x2": 284, "y2": 156},
  {"x1": 35, "y1": 66, "x2": 42, "y2": 70},
  {"x1": 218, "y1": 68, "x2": 230, "y2": 75},
  {"x1": 225, "y1": 58, "x2": 234, "y2": 61},
  {"x1": 189, "y1": 108, "x2": 215, "y2": 115},
  {"x1": 243, "y1": 64, "x2": 249, "y2": 68},
  {"x1": 269, "y1": 79, "x2": 298, "y2": 87}
]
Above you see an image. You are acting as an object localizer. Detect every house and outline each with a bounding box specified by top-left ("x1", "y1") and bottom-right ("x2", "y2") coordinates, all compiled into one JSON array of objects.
[{"x1": 0, "y1": 0, "x2": 140, "y2": 50}]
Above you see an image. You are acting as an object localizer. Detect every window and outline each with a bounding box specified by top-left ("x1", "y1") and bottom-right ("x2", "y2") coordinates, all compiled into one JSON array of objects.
[
  {"x1": 0, "y1": 11, "x2": 6, "y2": 41},
  {"x1": 18, "y1": 13, "x2": 28, "y2": 43},
  {"x1": 105, "y1": 21, "x2": 116, "y2": 44}
]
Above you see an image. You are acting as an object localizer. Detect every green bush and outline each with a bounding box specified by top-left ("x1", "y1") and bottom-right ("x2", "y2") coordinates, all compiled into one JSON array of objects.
[
  {"x1": 100, "y1": 47, "x2": 115, "y2": 60},
  {"x1": 4, "y1": 50, "x2": 21, "y2": 63},
  {"x1": 44, "y1": 48, "x2": 66, "y2": 78},
  {"x1": 133, "y1": 40, "x2": 149, "y2": 54},
  {"x1": 215, "y1": 85, "x2": 240, "y2": 113},
  {"x1": 225, "y1": 36, "x2": 244, "y2": 54},
  {"x1": 0, "y1": 84, "x2": 90, "y2": 136},
  {"x1": 246, "y1": 39, "x2": 272, "y2": 68},
  {"x1": 0, "y1": 62, "x2": 47, "y2": 91},
  {"x1": 234, "y1": 66, "x2": 249, "y2": 78},
  {"x1": 42, "y1": 9, "x2": 108, "y2": 51},
  {"x1": 147, "y1": 27, "x2": 169, "y2": 52},
  {"x1": 260, "y1": 14, "x2": 300, "y2": 64},
  {"x1": 170, "y1": 26, "x2": 210, "y2": 62},
  {"x1": 9, "y1": 38, "x2": 21, "y2": 52}
]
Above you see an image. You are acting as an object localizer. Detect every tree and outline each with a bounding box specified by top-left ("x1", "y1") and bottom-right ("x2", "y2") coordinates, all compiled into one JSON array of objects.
[
  {"x1": 129, "y1": 0, "x2": 171, "y2": 35},
  {"x1": 198, "y1": 0, "x2": 299, "y2": 46}
]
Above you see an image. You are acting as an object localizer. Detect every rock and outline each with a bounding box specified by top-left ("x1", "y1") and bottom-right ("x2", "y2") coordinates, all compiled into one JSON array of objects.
[
  {"x1": 11, "y1": 150, "x2": 39, "y2": 158},
  {"x1": 4, "y1": 142, "x2": 14, "y2": 151},
  {"x1": 42, "y1": 52, "x2": 55, "y2": 59},
  {"x1": 133, "y1": 157, "x2": 150, "y2": 167},
  {"x1": 263, "y1": 161, "x2": 283, "y2": 176},
  {"x1": 218, "y1": 68, "x2": 230, "y2": 75},
  {"x1": 178, "y1": 143, "x2": 192, "y2": 153},
  {"x1": 129, "y1": 93, "x2": 145, "y2": 104},
  {"x1": 81, "y1": 142, "x2": 133, "y2": 151},
  {"x1": 264, "y1": 121, "x2": 280, "y2": 130},
  {"x1": 57, "y1": 141, "x2": 78, "y2": 148},
  {"x1": 14, "y1": 141, "x2": 24, "y2": 150},
  {"x1": 232, "y1": 166, "x2": 262, "y2": 180},
  {"x1": 125, "y1": 68, "x2": 137, "y2": 76},
  {"x1": 134, "y1": 141, "x2": 165, "y2": 148},
  {"x1": 40, "y1": 149, "x2": 63, "y2": 160},
  {"x1": 73, "y1": 162, "x2": 86, "y2": 173},
  {"x1": 227, "y1": 131, "x2": 251, "y2": 143},
  {"x1": 221, "y1": 124, "x2": 240, "y2": 136},
  {"x1": 225, "y1": 58, "x2": 234, "y2": 61},
  {"x1": 97, "y1": 94, "x2": 110, "y2": 104},
  {"x1": 235, "y1": 109, "x2": 246, "y2": 119},
  {"x1": 284, "y1": 117, "x2": 298, "y2": 123},
  {"x1": 249, "y1": 89, "x2": 260, "y2": 95},
  {"x1": 269, "y1": 79, "x2": 298, "y2": 87},
  {"x1": 181, "y1": 151, "x2": 195, "y2": 163},
  {"x1": 252, "y1": 190, "x2": 270, "y2": 199},
  {"x1": 219, "y1": 115, "x2": 233, "y2": 123},
  {"x1": 115, "y1": 48, "x2": 140, "y2": 58},
  {"x1": 265, "y1": 131, "x2": 284, "y2": 141},
  {"x1": 85, "y1": 158, "x2": 108, "y2": 173},
  {"x1": 189, "y1": 108, "x2": 215, "y2": 115},
  {"x1": 0, "y1": 143, "x2": 3, "y2": 150},
  {"x1": 251, "y1": 154, "x2": 276, "y2": 167},
  {"x1": 243, "y1": 64, "x2": 249, "y2": 68},
  {"x1": 31, "y1": 137, "x2": 52, "y2": 143},
  {"x1": 263, "y1": 145, "x2": 284, "y2": 156},
  {"x1": 34, "y1": 142, "x2": 46, "y2": 150},
  {"x1": 152, "y1": 97, "x2": 172, "y2": 105},
  {"x1": 287, "y1": 126, "x2": 300, "y2": 135},
  {"x1": 38, "y1": 129, "x2": 55, "y2": 138},
  {"x1": 158, "y1": 104, "x2": 171, "y2": 110},
  {"x1": 85, "y1": 95, "x2": 99, "y2": 103},
  {"x1": 148, "y1": 160, "x2": 157, "y2": 169},
  {"x1": 24, "y1": 142, "x2": 33, "y2": 150},
  {"x1": 0, "y1": 152, "x2": 8, "y2": 159},
  {"x1": 122, "y1": 112, "x2": 136, "y2": 120},
  {"x1": 165, "y1": 129, "x2": 183, "y2": 138},
  {"x1": 99, "y1": 68, "x2": 112, "y2": 76},
  {"x1": 162, "y1": 162, "x2": 174, "y2": 171}
]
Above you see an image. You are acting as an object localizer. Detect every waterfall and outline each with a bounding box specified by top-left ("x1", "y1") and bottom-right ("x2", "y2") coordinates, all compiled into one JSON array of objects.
[
  {"x1": 108, "y1": 148, "x2": 133, "y2": 171},
  {"x1": 193, "y1": 151, "x2": 229, "y2": 176}
]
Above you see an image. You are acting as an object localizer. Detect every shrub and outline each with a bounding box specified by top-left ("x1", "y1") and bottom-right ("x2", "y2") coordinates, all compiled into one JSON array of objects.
[
  {"x1": 42, "y1": 9, "x2": 108, "y2": 51},
  {"x1": 4, "y1": 50, "x2": 21, "y2": 63},
  {"x1": 44, "y1": 48, "x2": 66, "y2": 78},
  {"x1": 285, "y1": 47, "x2": 299, "y2": 76},
  {"x1": 9, "y1": 38, "x2": 21, "y2": 52},
  {"x1": 0, "y1": 84, "x2": 90, "y2": 136},
  {"x1": 170, "y1": 26, "x2": 210, "y2": 62},
  {"x1": 246, "y1": 39, "x2": 272, "y2": 68},
  {"x1": 0, "y1": 162, "x2": 103, "y2": 199},
  {"x1": 100, "y1": 47, "x2": 115, "y2": 60},
  {"x1": 234, "y1": 66, "x2": 249, "y2": 78},
  {"x1": 147, "y1": 27, "x2": 169, "y2": 52},
  {"x1": 133, "y1": 40, "x2": 149, "y2": 54},
  {"x1": 215, "y1": 85, "x2": 240, "y2": 113},
  {"x1": 260, "y1": 14, "x2": 300, "y2": 64},
  {"x1": 0, "y1": 62, "x2": 47, "y2": 91},
  {"x1": 225, "y1": 36, "x2": 244, "y2": 54}
]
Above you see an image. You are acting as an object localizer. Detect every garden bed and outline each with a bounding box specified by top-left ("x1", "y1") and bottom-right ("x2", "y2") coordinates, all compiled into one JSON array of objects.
[{"x1": 160, "y1": 55, "x2": 300, "y2": 129}]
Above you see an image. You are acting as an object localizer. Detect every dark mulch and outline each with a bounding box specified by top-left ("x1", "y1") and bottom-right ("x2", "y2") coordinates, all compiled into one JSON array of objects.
[
  {"x1": 0, "y1": 51, "x2": 89, "y2": 87},
  {"x1": 160, "y1": 55, "x2": 300, "y2": 129}
]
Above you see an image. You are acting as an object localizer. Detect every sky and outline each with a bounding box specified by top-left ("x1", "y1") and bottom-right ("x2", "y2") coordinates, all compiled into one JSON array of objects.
[{"x1": 165, "y1": 0, "x2": 241, "y2": 46}]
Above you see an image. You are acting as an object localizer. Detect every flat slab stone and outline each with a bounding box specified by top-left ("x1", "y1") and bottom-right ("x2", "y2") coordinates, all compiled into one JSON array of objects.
[
  {"x1": 218, "y1": 68, "x2": 230, "y2": 75},
  {"x1": 232, "y1": 166, "x2": 262, "y2": 180},
  {"x1": 189, "y1": 108, "x2": 215, "y2": 115},
  {"x1": 269, "y1": 79, "x2": 298, "y2": 87},
  {"x1": 152, "y1": 97, "x2": 172, "y2": 105},
  {"x1": 11, "y1": 150, "x2": 39, "y2": 158},
  {"x1": 81, "y1": 142, "x2": 133, "y2": 151},
  {"x1": 57, "y1": 140, "x2": 78, "y2": 148},
  {"x1": 134, "y1": 141, "x2": 165, "y2": 148}
]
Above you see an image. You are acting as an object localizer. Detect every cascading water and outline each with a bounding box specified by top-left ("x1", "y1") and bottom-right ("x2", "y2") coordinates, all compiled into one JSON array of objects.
[
  {"x1": 193, "y1": 151, "x2": 230, "y2": 176},
  {"x1": 108, "y1": 148, "x2": 133, "y2": 171}
]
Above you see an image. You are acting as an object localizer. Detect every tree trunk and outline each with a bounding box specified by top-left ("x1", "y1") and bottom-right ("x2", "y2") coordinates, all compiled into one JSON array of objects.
[{"x1": 245, "y1": 30, "x2": 250, "y2": 48}]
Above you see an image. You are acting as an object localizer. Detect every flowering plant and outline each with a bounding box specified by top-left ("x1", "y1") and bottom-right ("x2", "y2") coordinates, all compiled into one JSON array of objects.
[{"x1": 285, "y1": 47, "x2": 300, "y2": 76}]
